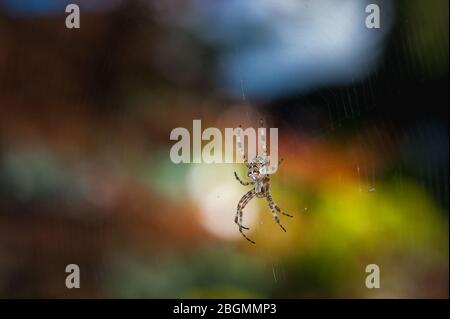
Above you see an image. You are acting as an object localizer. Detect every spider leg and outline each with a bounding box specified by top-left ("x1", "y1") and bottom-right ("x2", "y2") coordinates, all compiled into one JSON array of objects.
[
  {"x1": 274, "y1": 204, "x2": 293, "y2": 218},
  {"x1": 237, "y1": 125, "x2": 250, "y2": 167},
  {"x1": 238, "y1": 190, "x2": 256, "y2": 231},
  {"x1": 259, "y1": 119, "x2": 267, "y2": 156},
  {"x1": 267, "y1": 190, "x2": 292, "y2": 217},
  {"x1": 239, "y1": 226, "x2": 255, "y2": 244},
  {"x1": 266, "y1": 194, "x2": 287, "y2": 232},
  {"x1": 235, "y1": 189, "x2": 257, "y2": 243},
  {"x1": 235, "y1": 189, "x2": 254, "y2": 229},
  {"x1": 234, "y1": 214, "x2": 249, "y2": 230},
  {"x1": 234, "y1": 171, "x2": 255, "y2": 186},
  {"x1": 239, "y1": 190, "x2": 256, "y2": 226}
]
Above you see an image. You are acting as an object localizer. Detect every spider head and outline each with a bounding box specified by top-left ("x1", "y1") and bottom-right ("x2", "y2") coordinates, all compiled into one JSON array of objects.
[{"x1": 247, "y1": 155, "x2": 270, "y2": 181}]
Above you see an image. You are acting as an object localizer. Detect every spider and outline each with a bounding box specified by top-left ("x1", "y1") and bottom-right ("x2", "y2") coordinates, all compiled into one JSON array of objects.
[{"x1": 234, "y1": 120, "x2": 292, "y2": 244}]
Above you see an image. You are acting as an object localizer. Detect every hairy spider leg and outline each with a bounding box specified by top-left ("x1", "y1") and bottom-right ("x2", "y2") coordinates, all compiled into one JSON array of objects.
[
  {"x1": 259, "y1": 119, "x2": 267, "y2": 156},
  {"x1": 234, "y1": 171, "x2": 255, "y2": 186},
  {"x1": 237, "y1": 125, "x2": 250, "y2": 167},
  {"x1": 235, "y1": 189, "x2": 257, "y2": 244},
  {"x1": 266, "y1": 194, "x2": 287, "y2": 232},
  {"x1": 274, "y1": 203, "x2": 293, "y2": 217}
]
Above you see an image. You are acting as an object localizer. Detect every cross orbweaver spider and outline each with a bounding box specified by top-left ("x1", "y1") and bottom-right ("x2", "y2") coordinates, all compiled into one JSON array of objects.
[{"x1": 234, "y1": 120, "x2": 293, "y2": 244}]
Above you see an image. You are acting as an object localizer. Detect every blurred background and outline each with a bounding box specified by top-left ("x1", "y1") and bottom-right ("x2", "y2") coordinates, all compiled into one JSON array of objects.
[{"x1": 0, "y1": 0, "x2": 448, "y2": 298}]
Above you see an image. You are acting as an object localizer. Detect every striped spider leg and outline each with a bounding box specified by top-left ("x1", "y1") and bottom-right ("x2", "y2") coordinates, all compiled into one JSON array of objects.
[{"x1": 234, "y1": 189, "x2": 257, "y2": 244}]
